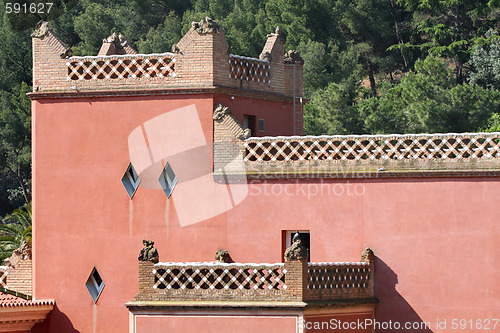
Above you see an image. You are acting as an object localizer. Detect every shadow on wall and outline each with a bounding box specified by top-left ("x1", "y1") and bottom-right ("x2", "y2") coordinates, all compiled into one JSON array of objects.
[
  {"x1": 31, "y1": 305, "x2": 81, "y2": 333},
  {"x1": 375, "y1": 257, "x2": 434, "y2": 333}
]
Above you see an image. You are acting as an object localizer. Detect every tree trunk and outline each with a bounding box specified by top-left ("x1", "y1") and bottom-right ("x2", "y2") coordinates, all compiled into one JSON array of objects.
[{"x1": 368, "y1": 63, "x2": 377, "y2": 96}]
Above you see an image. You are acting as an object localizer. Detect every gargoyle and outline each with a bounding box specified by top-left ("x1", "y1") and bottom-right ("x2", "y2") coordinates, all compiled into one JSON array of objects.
[
  {"x1": 191, "y1": 17, "x2": 220, "y2": 34},
  {"x1": 284, "y1": 236, "x2": 309, "y2": 261},
  {"x1": 138, "y1": 239, "x2": 159, "y2": 263}
]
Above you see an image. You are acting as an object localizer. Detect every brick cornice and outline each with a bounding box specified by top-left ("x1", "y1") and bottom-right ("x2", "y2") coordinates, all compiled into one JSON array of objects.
[{"x1": 27, "y1": 86, "x2": 296, "y2": 103}]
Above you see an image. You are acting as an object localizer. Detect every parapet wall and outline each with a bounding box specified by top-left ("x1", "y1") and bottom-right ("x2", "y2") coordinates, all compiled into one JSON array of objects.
[
  {"x1": 213, "y1": 109, "x2": 500, "y2": 178},
  {"x1": 31, "y1": 19, "x2": 303, "y2": 97}
]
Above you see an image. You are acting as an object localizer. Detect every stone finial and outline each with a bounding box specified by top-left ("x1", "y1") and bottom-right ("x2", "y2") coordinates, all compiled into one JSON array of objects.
[
  {"x1": 284, "y1": 50, "x2": 304, "y2": 64},
  {"x1": 138, "y1": 239, "x2": 159, "y2": 264},
  {"x1": 31, "y1": 21, "x2": 51, "y2": 38},
  {"x1": 284, "y1": 234, "x2": 309, "y2": 261},
  {"x1": 99, "y1": 32, "x2": 137, "y2": 56},
  {"x1": 215, "y1": 249, "x2": 231, "y2": 263},
  {"x1": 213, "y1": 104, "x2": 231, "y2": 121},
  {"x1": 4, "y1": 241, "x2": 32, "y2": 267},
  {"x1": 361, "y1": 248, "x2": 374, "y2": 263},
  {"x1": 171, "y1": 43, "x2": 181, "y2": 53},
  {"x1": 259, "y1": 51, "x2": 272, "y2": 62},
  {"x1": 237, "y1": 128, "x2": 251, "y2": 140},
  {"x1": 191, "y1": 17, "x2": 221, "y2": 34}
]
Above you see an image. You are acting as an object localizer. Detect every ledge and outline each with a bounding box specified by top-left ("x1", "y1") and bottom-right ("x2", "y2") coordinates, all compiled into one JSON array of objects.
[
  {"x1": 126, "y1": 300, "x2": 307, "y2": 310},
  {"x1": 126, "y1": 298, "x2": 379, "y2": 311},
  {"x1": 27, "y1": 86, "x2": 297, "y2": 103}
]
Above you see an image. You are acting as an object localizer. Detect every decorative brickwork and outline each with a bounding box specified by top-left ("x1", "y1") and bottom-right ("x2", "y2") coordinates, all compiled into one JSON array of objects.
[
  {"x1": 98, "y1": 32, "x2": 138, "y2": 56},
  {"x1": 32, "y1": 20, "x2": 301, "y2": 97},
  {"x1": 244, "y1": 133, "x2": 500, "y2": 162},
  {"x1": 133, "y1": 250, "x2": 374, "y2": 303},
  {"x1": 229, "y1": 55, "x2": 270, "y2": 84},
  {"x1": 1, "y1": 242, "x2": 32, "y2": 294},
  {"x1": 4, "y1": 260, "x2": 32, "y2": 295},
  {"x1": 213, "y1": 104, "x2": 249, "y2": 174},
  {"x1": 213, "y1": 113, "x2": 500, "y2": 178},
  {"x1": 0, "y1": 267, "x2": 6, "y2": 288},
  {"x1": 67, "y1": 53, "x2": 175, "y2": 81},
  {"x1": 306, "y1": 262, "x2": 371, "y2": 301}
]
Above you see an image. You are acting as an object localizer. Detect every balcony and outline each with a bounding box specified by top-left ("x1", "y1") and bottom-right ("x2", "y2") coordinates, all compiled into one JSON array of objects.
[{"x1": 129, "y1": 245, "x2": 375, "y2": 307}]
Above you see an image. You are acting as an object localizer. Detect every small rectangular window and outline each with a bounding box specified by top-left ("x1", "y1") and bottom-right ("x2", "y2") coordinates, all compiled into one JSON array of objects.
[
  {"x1": 258, "y1": 119, "x2": 265, "y2": 132},
  {"x1": 243, "y1": 115, "x2": 256, "y2": 135}
]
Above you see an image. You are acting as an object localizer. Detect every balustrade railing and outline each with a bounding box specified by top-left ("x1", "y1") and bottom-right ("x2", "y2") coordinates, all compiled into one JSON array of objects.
[
  {"x1": 229, "y1": 54, "x2": 270, "y2": 84},
  {"x1": 307, "y1": 262, "x2": 372, "y2": 300},
  {"x1": 244, "y1": 133, "x2": 500, "y2": 163},
  {"x1": 153, "y1": 262, "x2": 286, "y2": 291},
  {"x1": 136, "y1": 259, "x2": 374, "y2": 303},
  {"x1": 67, "y1": 53, "x2": 176, "y2": 81}
]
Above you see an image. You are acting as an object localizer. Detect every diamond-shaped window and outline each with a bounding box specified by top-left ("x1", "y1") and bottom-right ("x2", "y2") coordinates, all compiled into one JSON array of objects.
[
  {"x1": 158, "y1": 162, "x2": 178, "y2": 198},
  {"x1": 85, "y1": 267, "x2": 105, "y2": 303},
  {"x1": 121, "y1": 163, "x2": 141, "y2": 199}
]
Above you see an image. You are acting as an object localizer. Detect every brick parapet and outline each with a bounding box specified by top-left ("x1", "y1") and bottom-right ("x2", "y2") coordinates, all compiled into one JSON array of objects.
[
  {"x1": 32, "y1": 21, "x2": 296, "y2": 97},
  {"x1": 32, "y1": 32, "x2": 70, "y2": 92},
  {"x1": 235, "y1": 132, "x2": 500, "y2": 179},
  {"x1": 132, "y1": 258, "x2": 373, "y2": 304},
  {"x1": 5, "y1": 259, "x2": 32, "y2": 295}
]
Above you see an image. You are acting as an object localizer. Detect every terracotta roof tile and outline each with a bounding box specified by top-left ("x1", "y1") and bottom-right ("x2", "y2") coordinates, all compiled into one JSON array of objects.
[{"x1": 0, "y1": 292, "x2": 54, "y2": 307}]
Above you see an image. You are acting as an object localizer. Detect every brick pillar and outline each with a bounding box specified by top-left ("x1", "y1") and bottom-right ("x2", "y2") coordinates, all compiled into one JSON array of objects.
[
  {"x1": 213, "y1": 104, "x2": 247, "y2": 175},
  {"x1": 284, "y1": 258, "x2": 308, "y2": 302},
  {"x1": 7, "y1": 259, "x2": 32, "y2": 295},
  {"x1": 137, "y1": 261, "x2": 155, "y2": 301},
  {"x1": 361, "y1": 248, "x2": 375, "y2": 298},
  {"x1": 31, "y1": 21, "x2": 72, "y2": 92}
]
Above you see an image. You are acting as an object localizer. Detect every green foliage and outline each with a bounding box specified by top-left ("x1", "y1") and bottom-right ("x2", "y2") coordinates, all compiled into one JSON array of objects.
[
  {"x1": 72, "y1": 3, "x2": 117, "y2": 55},
  {"x1": 0, "y1": 202, "x2": 31, "y2": 264},
  {"x1": 469, "y1": 33, "x2": 500, "y2": 90},
  {"x1": 0, "y1": 15, "x2": 32, "y2": 90},
  {"x1": 359, "y1": 56, "x2": 500, "y2": 133},
  {"x1": 136, "y1": 12, "x2": 182, "y2": 53},
  {"x1": 0, "y1": 82, "x2": 31, "y2": 205},
  {"x1": 482, "y1": 113, "x2": 500, "y2": 132},
  {"x1": 304, "y1": 80, "x2": 364, "y2": 135}
]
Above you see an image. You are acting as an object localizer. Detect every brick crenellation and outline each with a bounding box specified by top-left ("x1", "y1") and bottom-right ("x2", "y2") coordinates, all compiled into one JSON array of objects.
[{"x1": 31, "y1": 20, "x2": 303, "y2": 97}]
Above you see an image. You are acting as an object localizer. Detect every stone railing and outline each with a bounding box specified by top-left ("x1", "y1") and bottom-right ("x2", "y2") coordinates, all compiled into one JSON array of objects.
[
  {"x1": 67, "y1": 53, "x2": 176, "y2": 81},
  {"x1": 307, "y1": 262, "x2": 372, "y2": 301},
  {"x1": 229, "y1": 54, "x2": 270, "y2": 84},
  {"x1": 134, "y1": 259, "x2": 374, "y2": 303},
  {"x1": 0, "y1": 266, "x2": 7, "y2": 288}
]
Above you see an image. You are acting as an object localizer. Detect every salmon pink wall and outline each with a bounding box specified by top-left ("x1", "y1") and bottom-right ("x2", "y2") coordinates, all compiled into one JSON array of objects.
[
  {"x1": 215, "y1": 94, "x2": 296, "y2": 136},
  {"x1": 32, "y1": 93, "x2": 499, "y2": 333},
  {"x1": 133, "y1": 315, "x2": 299, "y2": 333},
  {"x1": 304, "y1": 312, "x2": 374, "y2": 332}
]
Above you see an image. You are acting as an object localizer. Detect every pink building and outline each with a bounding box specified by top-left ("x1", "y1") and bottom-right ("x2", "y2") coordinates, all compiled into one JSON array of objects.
[{"x1": 5, "y1": 18, "x2": 498, "y2": 332}]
